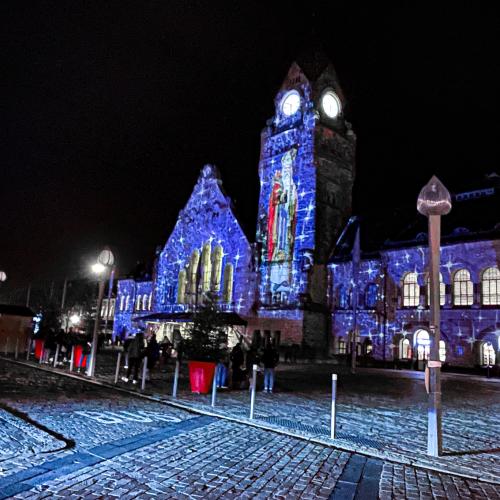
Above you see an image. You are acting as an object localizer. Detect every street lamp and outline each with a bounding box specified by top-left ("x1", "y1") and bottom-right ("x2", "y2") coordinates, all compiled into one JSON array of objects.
[
  {"x1": 86, "y1": 248, "x2": 115, "y2": 377},
  {"x1": 0, "y1": 271, "x2": 6, "y2": 284},
  {"x1": 417, "y1": 175, "x2": 451, "y2": 457}
]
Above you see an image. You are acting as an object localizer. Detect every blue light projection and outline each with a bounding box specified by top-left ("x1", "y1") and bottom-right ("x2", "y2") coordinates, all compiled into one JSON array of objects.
[
  {"x1": 330, "y1": 240, "x2": 500, "y2": 365},
  {"x1": 154, "y1": 165, "x2": 254, "y2": 315},
  {"x1": 256, "y1": 77, "x2": 316, "y2": 308}
]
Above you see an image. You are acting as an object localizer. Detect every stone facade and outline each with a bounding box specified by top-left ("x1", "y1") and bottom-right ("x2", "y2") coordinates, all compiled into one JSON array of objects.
[
  {"x1": 331, "y1": 239, "x2": 500, "y2": 369},
  {"x1": 112, "y1": 56, "x2": 499, "y2": 370}
]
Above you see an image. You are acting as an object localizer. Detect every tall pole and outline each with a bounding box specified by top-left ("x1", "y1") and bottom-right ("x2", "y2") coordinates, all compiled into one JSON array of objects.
[
  {"x1": 427, "y1": 214, "x2": 442, "y2": 456},
  {"x1": 351, "y1": 222, "x2": 360, "y2": 374},
  {"x1": 60, "y1": 278, "x2": 68, "y2": 310},
  {"x1": 103, "y1": 267, "x2": 115, "y2": 341},
  {"x1": 87, "y1": 279, "x2": 105, "y2": 377},
  {"x1": 417, "y1": 175, "x2": 451, "y2": 458}
]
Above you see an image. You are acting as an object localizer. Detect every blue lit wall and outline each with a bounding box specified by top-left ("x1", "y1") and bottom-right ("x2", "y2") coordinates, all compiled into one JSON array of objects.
[
  {"x1": 113, "y1": 279, "x2": 152, "y2": 339},
  {"x1": 256, "y1": 76, "x2": 316, "y2": 306},
  {"x1": 330, "y1": 240, "x2": 500, "y2": 366},
  {"x1": 154, "y1": 164, "x2": 255, "y2": 315}
]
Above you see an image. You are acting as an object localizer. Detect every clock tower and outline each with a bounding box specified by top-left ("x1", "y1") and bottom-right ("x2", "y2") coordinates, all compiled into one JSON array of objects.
[{"x1": 254, "y1": 50, "x2": 356, "y2": 352}]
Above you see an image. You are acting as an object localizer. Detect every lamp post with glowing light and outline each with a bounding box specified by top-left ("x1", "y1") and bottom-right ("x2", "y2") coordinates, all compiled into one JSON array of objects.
[
  {"x1": 417, "y1": 175, "x2": 451, "y2": 457},
  {"x1": 0, "y1": 271, "x2": 6, "y2": 285},
  {"x1": 87, "y1": 248, "x2": 115, "y2": 377}
]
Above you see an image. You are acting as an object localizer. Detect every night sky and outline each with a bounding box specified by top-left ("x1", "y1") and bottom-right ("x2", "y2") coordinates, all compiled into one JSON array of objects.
[{"x1": 1, "y1": 2, "x2": 498, "y2": 293}]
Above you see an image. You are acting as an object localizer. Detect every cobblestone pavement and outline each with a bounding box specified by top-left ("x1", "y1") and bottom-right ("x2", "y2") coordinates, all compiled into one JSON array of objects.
[
  {"x1": 77, "y1": 351, "x2": 499, "y2": 483},
  {"x1": 1, "y1": 358, "x2": 499, "y2": 499}
]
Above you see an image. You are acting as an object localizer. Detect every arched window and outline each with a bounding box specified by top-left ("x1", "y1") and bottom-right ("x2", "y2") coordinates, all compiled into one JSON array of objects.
[
  {"x1": 109, "y1": 299, "x2": 115, "y2": 317},
  {"x1": 426, "y1": 273, "x2": 446, "y2": 306},
  {"x1": 188, "y1": 250, "x2": 200, "y2": 304},
  {"x1": 439, "y1": 340, "x2": 446, "y2": 362},
  {"x1": 338, "y1": 286, "x2": 349, "y2": 309},
  {"x1": 400, "y1": 338, "x2": 411, "y2": 359},
  {"x1": 148, "y1": 293, "x2": 152, "y2": 310},
  {"x1": 403, "y1": 272, "x2": 420, "y2": 307},
  {"x1": 177, "y1": 269, "x2": 187, "y2": 304},
  {"x1": 201, "y1": 242, "x2": 212, "y2": 292},
  {"x1": 365, "y1": 283, "x2": 378, "y2": 308},
  {"x1": 415, "y1": 329, "x2": 430, "y2": 361},
  {"x1": 222, "y1": 263, "x2": 234, "y2": 303},
  {"x1": 453, "y1": 269, "x2": 473, "y2": 306},
  {"x1": 125, "y1": 295, "x2": 130, "y2": 311},
  {"x1": 211, "y1": 245, "x2": 223, "y2": 292},
  {"x1": 142, "y1": 294, "x2": 148, "y2": 310},
  {"x1": 135, "y1": 296, "x2": 141, "y2": 311},
  {"x1": 481, "y1": 267, "x2": 500, "y2": 305},
  {"x1": 120, "y1": 295, "x2": 125, "y2": 311},
  {"x1": 481, "y1": 342, "x2": 496, "y2": 366}
]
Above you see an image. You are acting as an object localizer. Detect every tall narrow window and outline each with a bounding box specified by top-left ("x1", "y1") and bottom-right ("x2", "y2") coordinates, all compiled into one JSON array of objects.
[
  {"x1": 222, "y1": 263, "x2": 234, "y2": 303},
  {"x1": 177, "y1": 269, "x2": 187, "y2": 304},
  {"x1": 109, "y1": 299, "x2": 115, "y2": 317},
  {"x1": 201, "y1": 242, "x2": 212, "y2": 292},
  {"x1": 403, "y1": 272, "x2": 420, "y2": 307},
  {"x1": 125, "y1": 295, "x2": 130, "y2": 311},
  {"x1": 142, "y1": 294, "x2": 148, "y2": 310},
  {"x1": 365, "y1": 283, "x2": 378, "y2": 308},
  {"x1": 211, "y1": 245, "x2": 223, "y2": 292},
  {"x1": 148, "y1": 293, "x2": 152, "y2": 310},
  {"x1": 188, "y1": 249, "x2": 200, "y2": 304},
  {"x1": 439, "y1": 340, "x2": 446, "y2": 362},
  {"x1": 400, "y1": 338, "x2": 411, "y2": 359},
  {"x1": 135, "y1": 296, "x2": 141, "y2": 311},
  {"x1": 415, "y1": 329, "x2": 430, "y2": 360},
  {"x1": 453, "y1": 269, "x2": 473, "y2": 305},
  {"x1": 482, "y1": 267, "x2": 500, "y2": 305},
  {"x1": 426, "y1": 273, "x2": 446, "y2": 306},
  {"x1": 481, "y1": 342, "x2": 496, "y2": 366},
  {"x1": 120, "y1": 295, "x2": 125, "y2": 311}
]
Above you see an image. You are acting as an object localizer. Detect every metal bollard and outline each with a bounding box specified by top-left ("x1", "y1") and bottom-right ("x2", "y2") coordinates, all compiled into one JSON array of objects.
[
  {"x1": 53, "y1": 344, "x2": 60, "y2": 367},
  {"x1": 172, "y1": 360, "x2": 180, "y2": 398},
  {"x1": 141, "y1": 356, "x2": 148, "y2": 391},
  {"x1": 249, "y1": 364, "x2": 258, "y2": 419},
  {"x1": 26, "y1": 339, "x2": 31, "y2": 361},
  {"x1": 69, "y1": 345, "x2": 75, "y2": 372},
  {"x1": 211, "y1": 368, "x2": 217, "y2": 407},
  {"x1": 114, "y1": 351, "x2": 122, "y2": 384},
  {"x1": 39, "y1": 347, "x2": 44, "y2": 364},
  {"x1": 331, "y1": 373, "x2": 337, "y2": 439},
  {"x1": 15, "y1": 338, "x2": 19, "y2": 360}
]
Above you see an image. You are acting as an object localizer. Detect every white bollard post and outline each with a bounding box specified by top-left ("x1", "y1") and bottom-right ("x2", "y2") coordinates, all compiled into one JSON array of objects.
[
  {"x1": 141, "y1": 357, "x2": 148, "y2": 391},
  {"x1": 39, "y1": 346, "x2": 44, "y2": 364},
  {"x1": 249, "y1": 364, "x2": 258, "y2": 419},
  {"x1": 211, "y1": 367, "x2": 217, "y2": 407},
  {"x1": 172, "y1": 360, "x2": 180, "y2": 398},
  {"x1": 114, "y1": 351, "x2": 122, "y2": 384},
  {"x1": 331, "y1": 373, "x2": 337, "y2": 440},
  {"x1": 53, "y1": 344, "x2": 60, "y2": 367},
  {"x1": 69, "y1": 345, "x2": 75, "y2": 372},
  {"x1": 15, "y1": 338, "x2": 19, "y2": 360}
]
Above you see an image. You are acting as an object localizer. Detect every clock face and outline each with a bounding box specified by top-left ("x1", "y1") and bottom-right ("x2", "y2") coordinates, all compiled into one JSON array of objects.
[
  {"x1": 321, "y1": 91, "x2": 341, "y2": 119},
  {"x1": 280, "y1": 90, "x2": 301, "y2": 116}
]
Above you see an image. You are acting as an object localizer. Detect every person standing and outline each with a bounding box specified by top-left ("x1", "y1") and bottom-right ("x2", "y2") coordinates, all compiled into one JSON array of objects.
[
  {"x1": 145, "y1": 333, "x2": 160, "y2": 381},
  {"x1": 229, "y1": 341, "x2": 244, "y2": 389},
  {"x1": 123, "y1": 332, "x2": 145, "y2": 384},
  {"x1": 245, "y1": 346, "x2": 261, "y2": 391},
  {"x1": 262, "y1": 342, "x2": 279, "y2": 393},
  {"x1": 215, "y1": 344, "x2": 229, "y2": 389}
]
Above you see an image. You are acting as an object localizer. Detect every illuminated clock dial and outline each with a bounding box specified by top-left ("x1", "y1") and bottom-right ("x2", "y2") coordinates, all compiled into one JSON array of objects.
[
  {"x1": 321, "y1": 91, "x2": 341, "y2": 119},
  {"x1": 280, "y1": 90, "x2": 301, "y2": 116}
]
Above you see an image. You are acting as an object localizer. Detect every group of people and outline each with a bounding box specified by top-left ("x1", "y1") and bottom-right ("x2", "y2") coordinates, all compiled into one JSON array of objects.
[
  {"x1": 121, "y1": 331, "x2": 161, "y2": 384},
  {"x1": 221, "y1": 341, "x2": 280, "y2": 393}
]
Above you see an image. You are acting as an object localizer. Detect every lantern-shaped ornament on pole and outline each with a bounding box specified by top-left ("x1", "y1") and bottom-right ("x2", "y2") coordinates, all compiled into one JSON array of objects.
[{"x1": 417, "y1": 175, "x2": 451, "y2": 457}]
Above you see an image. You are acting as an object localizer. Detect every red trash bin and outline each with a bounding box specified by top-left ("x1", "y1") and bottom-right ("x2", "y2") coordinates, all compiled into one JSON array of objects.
[
  {"x1": 188, "y1": 361, "x2": 216, "y2": 394},
  {"x1": 34, "y1": 339, "x2": 44, "y2": 360}
]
